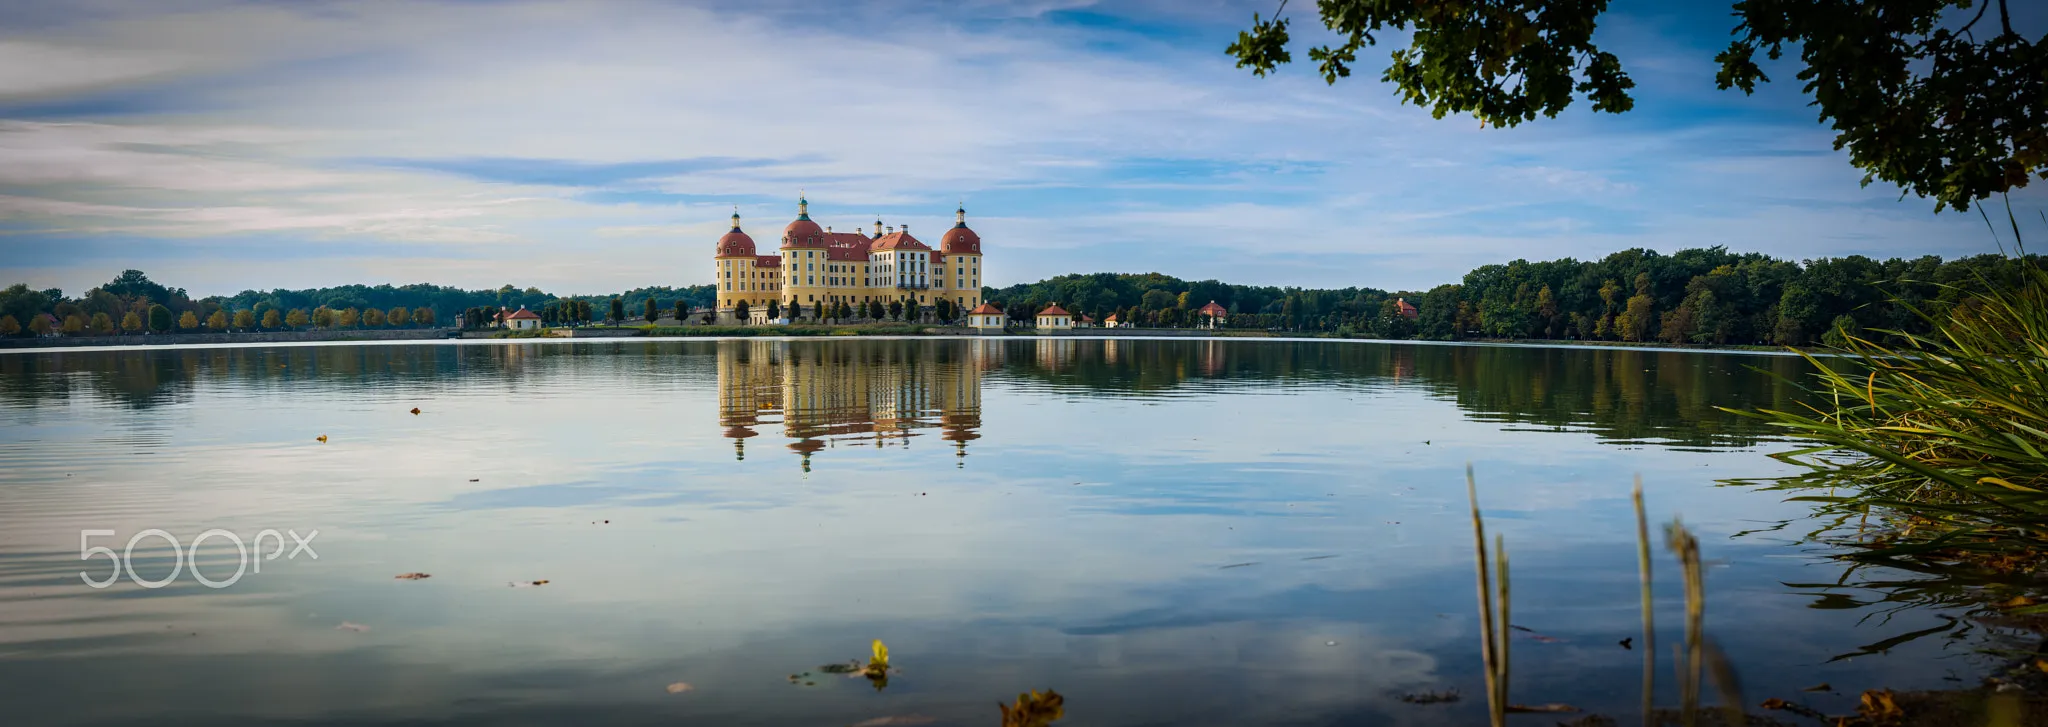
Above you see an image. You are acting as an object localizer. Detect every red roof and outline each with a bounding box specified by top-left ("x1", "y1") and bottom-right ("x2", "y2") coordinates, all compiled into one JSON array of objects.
[
  {"x1": 1395, "y1": 297, "x2": 1419, "y2": 318},
  {"x1": 940, "y1": 225, "x2": 981, "y2": 255},
  {"x1": 824, "y1": 232, "x2": 873, "y2": 261},
  {"x1": 1038, "y1": 304, "x2": 1070, "y2": 317},
  {"x1": 1104, "y1": 313, "x2": 1119, "y2": 322},
  {"x1": 781, "y1": 218, "x2": 826, "y2": 248},
  {"x1": 506, "y1": 307, "x2": 541, "y2": 320},
  {"x1": 1197, "y1": 300, "x2": 1228, "y2": 316},
  {"x1": 871, "y1": 231, "x2": 929, "y2": 251},
  {"x1": 755, "y1": 255, "x2": 781, "y2": 268},
  {"x1": 969, "y1": 303, "x2": 1002, "y2": 315},
  {"x1": 1077, "y1": 314, "x2": 1095, "y2": 323}
]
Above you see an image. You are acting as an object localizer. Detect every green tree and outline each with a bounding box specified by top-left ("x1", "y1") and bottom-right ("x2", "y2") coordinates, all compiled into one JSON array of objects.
[
  {"x1": 261, "y1": 309, "x2": 281, "y2": 329},
  {"x1": 609, "y1": 297, "x2": 624, "y2": 323},
  {"x1": 1821, "y1": 313, "x2": 1863, "y2": 348},
  {"x1": 233, "y1": 309, "x2": 255, "y2": 330},
  {"x1": 179, "y1": 310, "x2": 200, "y2": 331},
  {"x1": 673, "y1": 299, "x2": 688, "y2": 322},
  {"x1": 767, "y1": 299, "x2": 781, "y2": 320},
  {"x1": 121, "y1": 311, "x2": 142, "y2": 334},
  {"x1": 286, "y1": 309, "x2": 309, "y2": 329},
  {"x1": 790, "y1": 301, "x2": 804, "y2": 320},
  {"x1": 868, "y1": 300, "x2": 883, "y2": 320},
  {"x1": 412, "y1": 307, "x2": 434, "y2": 327},
  {"x1": 363, "y1": 308, "x2": 386, "y2": 327},
  {"x1": 644, "y1": 297, "x2": 659, "y2": 323},
  {"x1": 736, "y1": 300, "x2": 751, "y2": 323},
  {"x1": 29, "y1": 315, "x2": 53, "y2": 336},
  {"x1": 85, "y1": 312, "x2": 111, "y2": 334},
  {"x1": 1227, "y1": 0, "x2": 2044, "y2": 211},
  {"x1": 1, "y1": 314, "x2": 21, "y2": 336},
  {"x1": 388, "y1": 306, "x2": 409, "y2": 328},
  {"x1": 148, "y1": 304, "x2": 172, "y2": 333},
  {"x1": 888, "y1": 300, "x2": 903, "y2": 320}
]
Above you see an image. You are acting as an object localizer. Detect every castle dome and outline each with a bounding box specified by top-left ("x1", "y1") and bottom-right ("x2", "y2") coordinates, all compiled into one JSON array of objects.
[
  {"x1": 715, "y1": 210, "x2": 756, "y2": 257},
  {"x1": 781, "y1": 194, "x2": 827, "y2": 248},
  {"x1": 939, "y1": 204, "x2": 980, "y2": 255}
]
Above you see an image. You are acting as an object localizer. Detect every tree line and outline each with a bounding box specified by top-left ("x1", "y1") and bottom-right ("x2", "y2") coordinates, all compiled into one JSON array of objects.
[
  {"x1": 984, "y1": 248, "x2": 2043, "y2": 345},
  {"x1": 0, "y1": 270, "x2": 717, "y2": 338}
]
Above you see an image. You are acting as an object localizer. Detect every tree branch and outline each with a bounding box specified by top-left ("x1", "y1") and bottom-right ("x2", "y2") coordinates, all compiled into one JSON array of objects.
[
  {"x1": 1998, "y1": 0, "x2": 2014, "y2": 37},
  {"x1": 1957, "y1": 0, "x2": 1992, "y2": 39}
]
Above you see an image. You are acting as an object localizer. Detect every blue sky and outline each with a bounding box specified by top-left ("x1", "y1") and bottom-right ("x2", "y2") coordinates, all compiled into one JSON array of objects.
[{"x1": 0, "y1": 0, "x2": 2039, "y2": 297}]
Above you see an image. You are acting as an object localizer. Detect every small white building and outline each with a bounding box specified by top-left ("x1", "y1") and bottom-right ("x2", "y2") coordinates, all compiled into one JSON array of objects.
[
  {"x1": 1102, "y1": 313, "x2": 1123, "y2": 328},
  {"x1": 1036, "y1": 303, "x2": 1071, "y2": 332},
  {"x1": 968, "y1": 303, "x2": 1005, "y2": 332},
  {"x1": 505, "y1": 306, "x2": 542, "y2": 330}
]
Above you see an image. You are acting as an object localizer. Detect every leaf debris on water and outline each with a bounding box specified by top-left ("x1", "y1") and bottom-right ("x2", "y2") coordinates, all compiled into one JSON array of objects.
[
  {"x1": 1505, "y1": 703, "x2": 1579, "y2": 713},
  {"x1": 508, "y1": 580, "x2": 551, "y2": 587},
  {"x1": 394, "y1": 573, "x2": 431, "y2": 580},
  {"x1": 665, "y1": 682, "x2": 693, "y2": 694},
  {"x1": 1399, "y1": 689, "x2": 1460, "y2": 704},
  {"x1": 335, "y1": 622, "x2": 370, "y2": 632}
]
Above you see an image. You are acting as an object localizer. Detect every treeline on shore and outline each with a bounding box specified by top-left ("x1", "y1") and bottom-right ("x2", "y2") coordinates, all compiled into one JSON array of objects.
[
  {"x1": 985, "y1": 247, "x2": 2042, "y2": 345},
  {"x1": 0, "y1": 270, "x2": 719, "y2": 337}
]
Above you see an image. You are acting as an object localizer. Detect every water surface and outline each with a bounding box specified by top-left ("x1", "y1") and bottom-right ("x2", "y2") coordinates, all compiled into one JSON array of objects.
[{"x1": 0, "y1": 338, "x2": 1974, "y2": 725}]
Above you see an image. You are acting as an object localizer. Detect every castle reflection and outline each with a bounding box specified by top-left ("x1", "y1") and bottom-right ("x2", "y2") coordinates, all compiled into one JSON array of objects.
[{"x1": 717, "y1": 339, "x2": 998, "y2": 470}]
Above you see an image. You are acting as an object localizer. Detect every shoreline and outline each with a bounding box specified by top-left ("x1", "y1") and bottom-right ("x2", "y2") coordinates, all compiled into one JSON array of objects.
[{"x1": 0, "y1": 327, "x2": 1811, "y2": 357}]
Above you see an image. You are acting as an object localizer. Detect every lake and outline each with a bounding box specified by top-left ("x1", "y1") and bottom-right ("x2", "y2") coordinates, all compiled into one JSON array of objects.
[{"x1": 0, "y1": 337, "x2": 1980, "y2": 725}]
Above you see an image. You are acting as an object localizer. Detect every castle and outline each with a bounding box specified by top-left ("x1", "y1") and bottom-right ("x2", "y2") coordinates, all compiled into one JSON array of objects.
[{"x1": 713, "y1": 195, "x2": 985, "y2": 323}]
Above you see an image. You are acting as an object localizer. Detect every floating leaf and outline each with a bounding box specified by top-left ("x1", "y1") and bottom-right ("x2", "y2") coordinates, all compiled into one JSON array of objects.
[
  {"x1": 998, "y1": 689, "x2": 1065, "y2": 727},
  {"x1": 335, "y1": 622, "x2": 370, "y2": 632},
  {"x1": 409, "y1": 407, "x2": 421, "y2": 415},
  {"x1": 1398, "y1": 689, "x2": 1460, "y2": 704},
  {"x1": 316, "y1": 435, "x2": 327, "y2": 443},
  {"x1": 508, "y1": 580, "x2": 551, "y2": 587},
  {"x1": 393, "y1": 573, "x2": 431, "y2": 580},
  {"x1": 1802, "y1": 683, "x2": 1832, "y2": 692},
  {"x1": 1859, "y1": 689, "x2": 1903, "y2": 722},
  {"x1": 870, "y1": 639, "x2": 889, "y2": 669},
  {"x1": 665, "y1": 682, "x2": 693, "y2": 694}
]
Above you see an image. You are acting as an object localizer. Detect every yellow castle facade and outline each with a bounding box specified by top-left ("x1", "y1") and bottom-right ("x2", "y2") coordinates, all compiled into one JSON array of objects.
[{"x1": 713, "y1": 195, "x2": 986, "y2": 323}]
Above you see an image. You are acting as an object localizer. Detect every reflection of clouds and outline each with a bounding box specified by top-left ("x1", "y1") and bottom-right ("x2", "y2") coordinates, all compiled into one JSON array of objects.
[{"x1": 0, "y1": 339, "x2": 1944, "y2": 725}]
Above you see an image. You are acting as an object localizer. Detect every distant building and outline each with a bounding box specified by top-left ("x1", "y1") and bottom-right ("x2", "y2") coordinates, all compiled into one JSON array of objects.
[
  {"x1": 1196, "y1": 300, "x2": 1228, "y2": 329},
  {"x1": 713, "y1": 195, "x2": 986, "y2": 324},
  {"x1": 1395, "y1": 297, "x2": 1419, "y2": 319},
  {"x1": 967, "y1": 303, "x2": 1005, "y2": 332},
  {"x1": 505, "y1": 306, "x2": 541, "y2": 330},
  {"x1": 1103, "y1": 312, "x2": 1122, "y2": 328},
  {"x1": 1075, "y1": 313, "x2": 1096, "y2": 328},
  {"x1": 1036, "y1": 303, "x2": 1071, "y2": 332}
]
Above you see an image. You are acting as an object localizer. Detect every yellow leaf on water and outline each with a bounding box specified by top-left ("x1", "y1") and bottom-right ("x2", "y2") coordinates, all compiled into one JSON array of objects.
[
  {"x1": 316, "y1": 435, "x2": 327, "y2": 443},
  {"x1": 871, "y1": 639, "x2": 889, "y2": 668},
  {"x1": 665, "y1": 682, "x2": 693, "y2": 694}
]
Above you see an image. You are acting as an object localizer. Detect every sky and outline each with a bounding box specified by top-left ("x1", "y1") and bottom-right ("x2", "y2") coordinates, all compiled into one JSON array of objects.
[{"x1": 0, "y1": 0, "x2": 2041, "y2": 298}]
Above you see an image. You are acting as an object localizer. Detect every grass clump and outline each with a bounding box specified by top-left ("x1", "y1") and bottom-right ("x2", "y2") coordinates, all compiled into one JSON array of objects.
[{"x1": 1734, "y1": 260, "x2": 2048, "y2": 559}]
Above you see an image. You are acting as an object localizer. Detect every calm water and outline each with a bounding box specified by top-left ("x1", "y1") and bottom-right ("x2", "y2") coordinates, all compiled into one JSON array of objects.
[{"x1": 0, "y1": 338, "x2": 1977, "y2": 725}]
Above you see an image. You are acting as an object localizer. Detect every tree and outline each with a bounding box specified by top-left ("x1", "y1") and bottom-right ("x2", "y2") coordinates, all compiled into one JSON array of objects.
[
  {"x1": 789, "y1": 301, "x2": 804, "y2": 320},
  {"x1": 202, "y1": 310, "x2": 226, "y2": 331},
  {"x1": 233, "y1": 309, "x2": 256, "y2": 330},
  {"x1": 29, "y1": 315, "x2": 53, "y2": 336},
  {"x1": 179, "y1": 310, "x2": 200, "y2": 331},
  {"x1": 673, "y1": 299, "x2": 688, "y2": 322},
  {"x1": 338, "y1": 308, "x2": 360, "y2": 328},
  {"x1": 412, "y1": 307, "x2": 434, "y2": 327},
  {"x1": 868, "y1": 300, "x2": 883, "y2": 321},
  {"x1": 1228, "y1": 0, "x2": 2045, "y2": 212},
  {"x1": 148, "y1": 304, "x2": 172, "y2": 333},
  {"x1": 388, "y1": 306, "x2": 409, "y2": 328},
  {"x1": 736, "y1": 300, "x2": 751, "y2": 323},
  {"x1": 0, "y1": 315, "x2": 18, "y2": 336},
  {"x1": 888, "y1": 300, "x2": 903, "y2": 320},
  {"x1": 644, "y1": 297, "x2": 659, "y2": 323},
  {"x1": 286, "y1": 309, "x2": 309, "y2": 329},
  {"x1": 767, "y1": 299, "x2": 781, "y2": 320},
  {"x1": 121, "y1": 311, "x2": 142, "y2": 334},
  {"x1": 609, "y1": 297, "x2": 624, "y2": 323},
  {"x1": 363, "y1": 308, "x2": 386, "y2": 327}
]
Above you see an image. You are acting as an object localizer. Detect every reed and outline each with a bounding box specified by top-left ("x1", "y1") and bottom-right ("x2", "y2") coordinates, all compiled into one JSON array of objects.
[
  {"x1": 1634, "y1": 479, "x2": 1655, "y2": 727},
  {"x1": 1732, "y1": 259, "x2": 2048, "y2": 559},
  {"x1": 1467, "y1": 465, "x2": 1509, "y2": 727}
]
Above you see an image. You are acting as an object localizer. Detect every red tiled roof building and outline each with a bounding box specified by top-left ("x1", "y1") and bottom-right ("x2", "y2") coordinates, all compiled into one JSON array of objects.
[{"x1": 714, "y1": 195, "x2": 986, "y2": 323}]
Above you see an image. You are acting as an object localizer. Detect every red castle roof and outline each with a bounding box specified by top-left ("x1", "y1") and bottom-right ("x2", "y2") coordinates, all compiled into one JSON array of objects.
[
  {"x1": 1197, "y1": 301, "x2": 1228, "y2": 316},
  {"x1": 970, "y1": 303, "x2": 1002, "y2": 315},
  {"x1": 1038, "y1": 304, "x2": 1070, "y2": 317},
  {"x1": 505, "y1": 307, "x2": 540, "y2": 320}
]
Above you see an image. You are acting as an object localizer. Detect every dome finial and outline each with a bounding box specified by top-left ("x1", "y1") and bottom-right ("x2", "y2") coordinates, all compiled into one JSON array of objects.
[
  {"x1": 797, "y1": 190, "x2": 809, "y2": 221},
  {"x1": 955, "y1": 202, "x2": 966, "y2": 228},
  {"x1": 730, "y1": 206, "x2": 741, "y2": 230}
]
